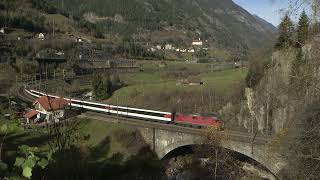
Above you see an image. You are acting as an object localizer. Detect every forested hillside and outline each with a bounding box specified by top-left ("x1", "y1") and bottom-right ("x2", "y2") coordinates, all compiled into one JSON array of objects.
[{"x1": 49, "y1": 0, "x2": 276, "y2": 53}]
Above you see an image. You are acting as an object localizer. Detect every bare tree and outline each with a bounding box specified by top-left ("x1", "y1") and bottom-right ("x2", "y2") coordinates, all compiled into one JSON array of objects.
[{"x1": 202, "y1": 126, "x2": 244, "y2": 179}]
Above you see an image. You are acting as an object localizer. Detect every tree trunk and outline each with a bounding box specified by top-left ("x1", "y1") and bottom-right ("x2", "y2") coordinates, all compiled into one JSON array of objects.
[
  {"x1": 266, "y1": 97, "x2": 269, "y2": 134},
  {"x1": 215, "y1": 149, "x2": 218, "y2": 180},
  {"x1": 0, "y1": 132, "x2": 7, "y2": 161}
]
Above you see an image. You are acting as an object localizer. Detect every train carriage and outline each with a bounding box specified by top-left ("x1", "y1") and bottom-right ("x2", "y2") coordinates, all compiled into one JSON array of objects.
[{"x1": 26, "y1": 89, "x2": 223, "y2": 129}]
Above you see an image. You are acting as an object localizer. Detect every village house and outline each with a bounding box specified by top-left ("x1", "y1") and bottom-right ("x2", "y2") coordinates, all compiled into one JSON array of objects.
[
  {"x1": 24, "y1": 96, "x2": 70, "y2": 124},
  {"x1": 187, "y1": 75, "x2": 203, "y2": 85},
  {"x1": 178, "y1": 75, "x2": 203, "y2": 86},
  {"x1": 180, "y1": 49, "x2": 187, "y2": 53},
  {"x1": 188, "y1": 49, "x2": 195, "y2": 53},
  {"x1": 150, "y1": 47, "x2": 156, "y2": 52},
  {"x1": 156, "y1": 45, "x2": 162, "y2": 50},
  {"x1": 234, "y1": 62, "x2": 243, "y2": 68},
  {"x1": 38, "y1": 33, "x2": 45, "y2": 40},
  {"x1": 165, "y1": 44, "x2": 173, "y2": 50},
  {"x1": 192, "y1": 38, "x2": 203, "y2": 46}
]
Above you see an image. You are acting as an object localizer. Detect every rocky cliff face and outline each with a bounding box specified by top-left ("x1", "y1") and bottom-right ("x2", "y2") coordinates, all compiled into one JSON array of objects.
[{"x1": 237, "y1": 40, "x2": 320, "y2": 134}]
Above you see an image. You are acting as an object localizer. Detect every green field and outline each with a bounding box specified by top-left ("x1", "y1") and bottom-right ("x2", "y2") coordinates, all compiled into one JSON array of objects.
[
  {"x1": 3, "y1": 118, "x2": 143, "y2": 163},
  {"x1": 107, "y1": 61, "x2": 247, "y2": 112},
  {"x1": 81, "y1": 119, "x2": 146, "y2": 160}
]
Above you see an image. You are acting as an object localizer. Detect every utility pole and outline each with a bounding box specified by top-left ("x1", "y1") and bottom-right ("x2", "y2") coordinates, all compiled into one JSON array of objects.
[
  {"x1": 39, "y1": 73, "x2": 41, "y2": 91},
  {"x1": 141, "y1": 80, "x2": 144, "y2": 97},
  {"x1": 52, "y1": 21, "x2": 55, "y2": 37},
  {"x1": 45, "y1": 63, "x2": 48, "y2": 80},
  {"x1": 34, "y1": 72, "x2": 36, "y2": 86},
  {"x1": 5, "y1": 0, "x2": 9, "y2": 28},
  {"x1": 116, "y1": 97, "x2": 119, "y2": 123}
]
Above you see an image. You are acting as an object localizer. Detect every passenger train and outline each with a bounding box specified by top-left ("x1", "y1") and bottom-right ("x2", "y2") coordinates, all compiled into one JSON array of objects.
[{"x1": 25, "y1": 89, "x2": 223, "y2": 129}]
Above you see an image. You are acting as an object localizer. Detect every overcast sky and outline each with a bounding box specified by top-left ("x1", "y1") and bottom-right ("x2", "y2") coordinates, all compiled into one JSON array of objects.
[{"x1": 233, "y1": 0, "x2": 309, "y2": 26}]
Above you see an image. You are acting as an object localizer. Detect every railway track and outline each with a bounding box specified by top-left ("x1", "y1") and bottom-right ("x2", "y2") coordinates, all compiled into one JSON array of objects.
[
  {"x1": 79, "y1": 111, "x2": 271, "y2": 145},
  {"x1": 17, "y1": 85, "x2": 272, "y2": 145},
  {"x1": 15, "y1": 85, "x2": 35, "y2": 102}
]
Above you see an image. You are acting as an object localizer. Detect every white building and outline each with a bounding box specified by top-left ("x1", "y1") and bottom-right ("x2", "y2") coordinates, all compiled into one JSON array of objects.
[
  {"x1": 38, "y1": 33, "x2": 45, "y2": 40},
  {"x1": 165, "y1": 44, "x2": 173, "y2": 50},
  {"x1": 192, "y1": 41, "x2": 203, "y2": 46},
  {"x1": 188, "y1": 49, "x2": 195, "y2": 53},
  {"x1": 192, "y1": 38, "x2": 203, "y2": 46},
  {"x1": 156, "y1": 45, "x2": 162, "y2": 50},
  {"x1": 180, "y1": 49, "x2": 187, "y2": 53},
  {"x1": 24, "y1": 96, "x2": 70, "y2": 124},
  {"x1": 0, "y1": 28, "x2": 4, "y2": 34},
  {"x1": 55, "y1": 51, "x2": 65, "y2": 56}
]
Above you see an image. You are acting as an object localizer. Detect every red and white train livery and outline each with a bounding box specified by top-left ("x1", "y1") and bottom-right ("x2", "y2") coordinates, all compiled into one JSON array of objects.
[{"x1": 25, "y1": 89, "x2": 223, "y2": 129}]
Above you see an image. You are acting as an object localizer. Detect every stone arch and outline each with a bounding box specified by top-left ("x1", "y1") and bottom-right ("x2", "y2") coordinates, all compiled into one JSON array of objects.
[
  {"x1": 157, "y1": 140, "x2": 285, "y2": 177},
  {"x1": 156, "y1": 139, "x2": 197, "y2": 159},
  {"x1": 162, "y1": 144, "x2": 197, "y2": 160},
  {"x1": 220, "y1": 141, "x2": 285, "y2": 177}
]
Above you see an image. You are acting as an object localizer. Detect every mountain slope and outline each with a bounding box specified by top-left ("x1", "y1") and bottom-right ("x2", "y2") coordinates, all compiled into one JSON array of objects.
[
  {"x1": 253, "y1": 15, "x2": 277, "y2": 33},
  {"x1": 49, "y1": 0, "x2": 276, "y2": 53}
]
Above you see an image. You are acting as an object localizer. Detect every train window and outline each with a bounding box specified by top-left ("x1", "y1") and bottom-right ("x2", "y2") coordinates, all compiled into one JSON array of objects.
[{"x1": 73, "y1": 101, "x2": 168, "y2": 117}]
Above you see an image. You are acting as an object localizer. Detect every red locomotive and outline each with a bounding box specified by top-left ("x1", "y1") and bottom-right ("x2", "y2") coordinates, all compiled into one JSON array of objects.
[{"x1": 165, "y1": 113, "x2": 223, "y2": 129}]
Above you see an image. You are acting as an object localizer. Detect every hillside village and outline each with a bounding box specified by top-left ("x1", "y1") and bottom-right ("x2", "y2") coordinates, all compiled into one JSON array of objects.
[{"x1": 150, "y1": 38, "x2": 206, "y2": 53}]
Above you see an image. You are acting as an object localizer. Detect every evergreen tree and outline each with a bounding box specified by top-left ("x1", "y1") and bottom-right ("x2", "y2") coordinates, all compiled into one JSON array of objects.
[
  {"x1": 274, "y1": 14, "x2": 295, "y2": 49},
  {"x1": 291, "y1": 48, "x2": 304, "y2": 82},
  {"x1": 104, "y1": 74, "x2": 113, "y2": 97},
  {"x1": 92, "y1": 74, "x2": 104, "y2": 99},
  {"x1": 297, "y1": 10, "x2": 310, "y2": 47},
  {"x1": 111, "y1": 74, "x2": 121, "y2": 91},
  {"x1": 92, "y1": 73, "x2": 115, "y2": 99}
]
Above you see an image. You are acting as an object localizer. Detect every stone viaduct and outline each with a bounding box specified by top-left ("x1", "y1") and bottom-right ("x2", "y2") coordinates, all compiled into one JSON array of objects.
[
  {"x1": 20, "y1": 78, "x2": 287, "y2": 179},
  {"x1": 79, "y1": 112, "x2": 286, "y2": 178},
  {"x1": 138, "y1": 127, "x2": 285, "y2": 177}
]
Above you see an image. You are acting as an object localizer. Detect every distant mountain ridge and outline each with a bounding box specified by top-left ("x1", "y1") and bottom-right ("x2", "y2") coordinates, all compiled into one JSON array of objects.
[
  {"x1": 49, "y1": 0, "x2": 276, "y2": 53},
  {"x1": 253, "y1": 15, "x2": 277, "y2": 33}
]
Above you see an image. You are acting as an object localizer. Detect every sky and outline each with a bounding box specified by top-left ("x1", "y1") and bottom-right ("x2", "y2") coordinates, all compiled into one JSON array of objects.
[{"x1": 233, "y1": 0, "x2": 309, "y2": 26}]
